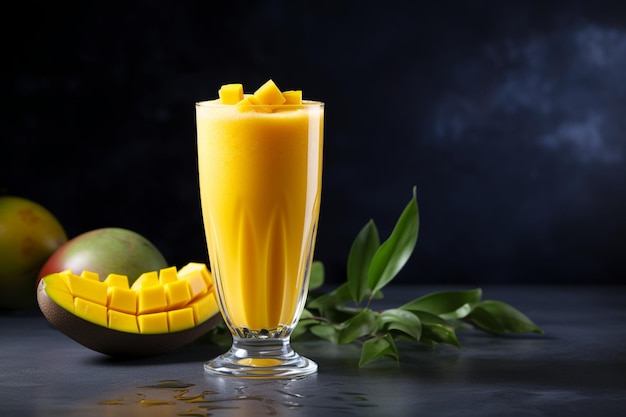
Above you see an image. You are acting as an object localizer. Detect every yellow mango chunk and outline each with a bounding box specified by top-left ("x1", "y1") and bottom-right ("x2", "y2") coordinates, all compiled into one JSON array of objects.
[
  {"x1": 168, "y1": 308, "x2": 196, "y2": 332},
  {"x1": 178, "y1": 270, "x2": 207, "y2": 300},
  {"x1": 237, "y1": 95, "x2": 272, "y2": 113},
  {"x1": 45, "y1": 286, "x2": 75, "y2": 313},
  {"x1": 138, "y1": 312, "x2": 169, "y2": 334},
  {"x1": 107, "y1": 286, "x2": 137, "y2": 314},
  {"x1": 253, "y1": 79, "x2": 285, "y2": 105},
  {"x1": 283, "y1": 90, "x2": 302, "y2": 104},
  {"x1": 219, "y1": 83, "x2": 244, "y2": 104},
  {"x1": 131, "y1": 271, "x2": 159, "y2": 290},
  {"x1": 164, "y1": 279, "x2": 192, "y2": 309},
  {"x1": 236, "y1": 94, "x2": 274, "y2": 113},
  {"x1": 159, "y1": 266, "x2": 178, "y2": 285},
  {"x1": 74, "y1": 297, "x2": 108, "y2": 327},
  {"x1": 137, "y1": 285, "x2": 167, "y2": 314},
  {"x1": 108, "y1": 310, "x2": 139, "y2": 333},
  {"x1": 43, "y1": 272, "x2": 72, "y2": 293},
  {"x1": 67, "y1": 273, "x2": 108, "y2": 305},
  {"x1": 178, "y1": 262, "x2": 213, "y2": 289},
  {"x1": 103, "y1": 273, "x2": 130, "y2": 289},
  {"x1": 237, "y1": 94, "x2": 259, "y2": 106},
  {"x1": 80, "y1": 270, "x2": 100, "y2": 281},
  {"x1": 188, "y1": 293, "x2": 219, "y2": 324}
]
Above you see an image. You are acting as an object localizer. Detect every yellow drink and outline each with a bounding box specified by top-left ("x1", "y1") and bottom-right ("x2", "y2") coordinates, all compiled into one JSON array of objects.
[{"x1": 196, "y1": 100, "x2": 324, "y2": 337}]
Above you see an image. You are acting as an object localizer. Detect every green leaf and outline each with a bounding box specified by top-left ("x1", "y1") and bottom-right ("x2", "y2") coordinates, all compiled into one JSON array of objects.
[
  {"x1": 400, "y1": 288, "x2": 482, "y2": 319},
  {"x1": 309, "y1": 260, "x2": 325, "y2": 290},
  {"x1": 359, "y1": 334, "x2": 399, "y2": 367},
  {"x1": 329, "y1": 281, "x2": 352, "y2": 300},
  {"x1": 377, "y1": 309, "x2": 421, "y2": 341},
  {"x1": 368, "y1": 187, "x2": 419, "y2": 294},
  {"x1": 411, "y1": 310, "x2": 455, "y2": 326},
  {"x1": 310, "y1": 323, "x2": 340, "y2": 344},
  {"x1": 420, "y1": 322, "x2": 461, "y2": 348},
  {"x1": 307, "y1": 283, "x2": 353, "y2": 320},
  {"x1": 467, "y1": 300, "x2": 544, "y2": 335},
  {"x1": 347, "y1": 220, "x2": 380, "y2": 304},
  {"x1": 338, "y1": 309, "x2": 378, "y2": 344}
]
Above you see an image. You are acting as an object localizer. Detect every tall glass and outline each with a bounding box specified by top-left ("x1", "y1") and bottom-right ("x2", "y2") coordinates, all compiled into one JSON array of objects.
[{"x1": 195, "y1": 99, "x2": 323, "y2": 378}]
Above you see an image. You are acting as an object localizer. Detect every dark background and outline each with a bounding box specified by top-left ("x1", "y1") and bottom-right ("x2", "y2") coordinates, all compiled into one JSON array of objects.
[{"x1": 2, "y1": 0, "x2": 625, "y2": 286}]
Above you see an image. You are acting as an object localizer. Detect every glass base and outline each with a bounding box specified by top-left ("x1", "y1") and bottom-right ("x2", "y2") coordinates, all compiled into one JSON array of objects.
[{"x1": 204, "y1": 337, "x2": 317, "y2": 379}]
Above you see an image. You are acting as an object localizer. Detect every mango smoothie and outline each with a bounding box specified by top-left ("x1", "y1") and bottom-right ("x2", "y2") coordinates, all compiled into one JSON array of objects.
[{"x1": 196, "y1": 81, "x2": 323, "y2": 337}]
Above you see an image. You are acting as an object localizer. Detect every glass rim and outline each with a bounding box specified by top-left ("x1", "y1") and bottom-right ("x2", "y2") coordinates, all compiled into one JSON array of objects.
[{"x1": 195, "y1": 99, "x2": 324, "y2": 108}]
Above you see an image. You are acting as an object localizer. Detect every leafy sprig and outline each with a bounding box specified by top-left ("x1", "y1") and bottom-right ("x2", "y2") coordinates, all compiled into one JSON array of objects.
[
  {"x1": 293, "y1": 187, "x2": 543, "y2": 367},
  {"x1": 206, "y1": 187, "x2": 543, "y2": 366}
]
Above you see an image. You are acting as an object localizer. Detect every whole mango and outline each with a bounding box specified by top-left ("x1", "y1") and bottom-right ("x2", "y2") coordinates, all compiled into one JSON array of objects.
[
  {"x1": 38, "y1": 227, "x2": 168, "y2": 286},
  {"x1": 0, "y1": 196, "x2": 68, "y2": 308}
]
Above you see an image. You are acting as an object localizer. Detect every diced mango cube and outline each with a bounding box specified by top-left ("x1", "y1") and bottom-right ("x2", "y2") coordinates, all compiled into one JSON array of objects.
[
  {"x1": 45, "y1": 286, "x2": 75, "y2": 313},
  {"x1": 159, "y1": 266, "x2": 178, "y2": 285},
  {"x1": 168, "y1": 308, "x2": 195, "y2": 332},
  {"x1": 74, "y1": 297, "x2": 108, "y2": 327},
  {"x1": 237, "y1": 94, "x2": 274, "y2": 113},
  {"x1": 188, "y1": 293, "x2": 219, "y2": 324},
  {"x1": 80, "y1": 270, "x2": 100, "y2": 281},
  {"x1": 103, "y1": 273, "x2": 130, "y2": 289},
  {"x1": 253, "y1": 79, "x2": 285, "y2": 105},
  {"x1": 283, "y1": 90, "x2": 302, "y2": 104},
  {"x1": 164, "y1": 279, "x2": 192, "y2": 309},
  {"x1": 178, "y1": 262, "x2": 213, "y2": 290},
  {"x1": 131, "y1": 271, "x2": 159, "y2": 290},
  {"x1": 67, "y1": 273, "x2": 108, "y2": 306},
  {"x1": 108, "y1": 310, "x2": 139, "y2": 333},
  {"x1": 42, "y1": 272, "x2": 72, "y2": 293},
  {"x1": 107, "y1": 286, "x2": 137, "y2": 314},
  {"x1": 178, "y1": 270, "x2": 207, "y2": 300},
  {"x1": 219, "y1": 83, "x2": 244, "y2": 104},
  {"x1": 237, "y1": 94, "x2": 260, "y2": 105},
  {"x1": 137, "y1": 285, "x2": 167, "y2": 314},
  {"x1": 137, "y1": 312, "x2": 169, "y2": 334}
]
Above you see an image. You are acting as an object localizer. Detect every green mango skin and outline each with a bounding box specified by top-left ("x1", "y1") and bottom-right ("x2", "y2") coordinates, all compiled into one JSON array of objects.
[
  {"x1": 0, "y1": 196, "x2": 68, "y2": 309},
  {"x1": 38, "y1": 228, "x2": 168, "y2": 285}
]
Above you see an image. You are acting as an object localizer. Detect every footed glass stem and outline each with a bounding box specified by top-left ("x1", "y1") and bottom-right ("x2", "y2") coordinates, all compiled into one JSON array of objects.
[{"x1": 204, "y1": 337, "x2": 317, "y2": 379}]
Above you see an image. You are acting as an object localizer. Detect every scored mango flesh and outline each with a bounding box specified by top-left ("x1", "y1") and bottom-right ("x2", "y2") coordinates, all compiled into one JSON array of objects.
[
  {"x1": 41, "y1": 263, "x2": 220, "y2": 334},
  {"x1": 217, "y1": 79, "x2": 304, "y2": 112}
]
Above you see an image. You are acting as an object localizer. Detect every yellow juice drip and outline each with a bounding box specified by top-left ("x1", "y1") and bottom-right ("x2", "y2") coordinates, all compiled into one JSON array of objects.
[{"x1": 196, "y1": 102, "x2": 323, "y2": 332}]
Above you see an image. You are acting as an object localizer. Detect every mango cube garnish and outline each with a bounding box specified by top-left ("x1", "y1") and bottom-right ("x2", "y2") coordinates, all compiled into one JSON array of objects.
[
  {"x1": 283, "y1": 90, "x2": 302, "y2": 104},
  {"x1": 216, "y1": 79, "x2": 307, "y2": 112},
  {"x1": 219, "y1": 83, "x2": 244, "y2": 104},
  {"x1": 236, "y1": 94, "x2": 260, "y2": 107},
  {"x1": 253, "y1": 79, "x2": 286, "y2": 105},
  {"x1": 41, "y1": 263, "x2": 219, "y2": 334}
]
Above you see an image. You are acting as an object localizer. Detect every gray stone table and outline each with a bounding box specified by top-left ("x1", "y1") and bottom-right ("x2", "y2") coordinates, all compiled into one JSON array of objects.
[{"x1": 1, "y1": 285, "x2": 625, "y2": 416}]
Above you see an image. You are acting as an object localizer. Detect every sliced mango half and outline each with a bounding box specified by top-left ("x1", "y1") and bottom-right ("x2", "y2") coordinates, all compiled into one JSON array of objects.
[{"x1": 37, "y1": 262, "x2": 222, "y2": 357}]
